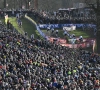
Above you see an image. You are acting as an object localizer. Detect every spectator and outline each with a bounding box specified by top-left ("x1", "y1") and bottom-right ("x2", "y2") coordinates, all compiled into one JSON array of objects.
[{"x1": 0, "y1": 21, "x2": 100, "y2": 90}]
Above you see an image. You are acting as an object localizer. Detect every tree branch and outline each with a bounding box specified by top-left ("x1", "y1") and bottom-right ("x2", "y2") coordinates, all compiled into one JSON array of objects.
[
  {"x1": 90, "y1": 4, "x2": 97, "y2": 11},
  {"x1": 85, "y1": 0, "x2": 98, "y2": 12}
]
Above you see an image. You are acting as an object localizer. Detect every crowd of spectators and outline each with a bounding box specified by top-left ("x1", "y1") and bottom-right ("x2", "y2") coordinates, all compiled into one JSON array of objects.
[
  {"x1": 0, "y1": 20, "x2": 100, "y2": 90},
  {"x1": 32, "y1": 9, "x2": 96, "y2": 24},
  {"x1": 0, "y1": 8, "x2": 96, "y2": 24}
]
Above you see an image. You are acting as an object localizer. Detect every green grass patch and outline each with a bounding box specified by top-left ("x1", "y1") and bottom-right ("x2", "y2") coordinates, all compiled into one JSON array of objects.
[
  {"x1": 42, "y1": 29, "x2": 69, "y2": 41},
  {"x1": 69, "y1": 29, "x2": 95, "y2": 38},
  {"x1": 21, "y1": 18, "x2": 38, "y2": 38},
  {"x1": 0, "y1": 17, "x2": 43, "y2": 39},
  {"x1": 24, "y1": 15, "x2": 43, "y2": 39},
  {"x1": 42, "y1": 29, "x2": 64, "y2": 38},
  {"x1": 42, "y1": 29, "x2": 95, "y2": 39},
  {"x1": 8, "y1": 17, "x2": 25, "y2": 35}
]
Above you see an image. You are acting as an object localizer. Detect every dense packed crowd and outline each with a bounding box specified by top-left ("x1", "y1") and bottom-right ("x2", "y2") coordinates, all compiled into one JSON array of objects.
[
  {"x1": 0, "y1": 9, "x2": 96, "y2": 24},
  {"x1": 32, "y1": 9, "x2": 96, "y2": 24},
  {"x1": 0, "y1": 21, "x2": 100, "y2": 90}
]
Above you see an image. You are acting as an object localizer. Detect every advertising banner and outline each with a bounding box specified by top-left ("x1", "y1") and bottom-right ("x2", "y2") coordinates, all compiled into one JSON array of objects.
[
  {"x1": 39, "y1": 24, "x2": 96, "y2": 29},
  {"x1": 63, "y1": 26, "x2": 76, "y2": 31}
]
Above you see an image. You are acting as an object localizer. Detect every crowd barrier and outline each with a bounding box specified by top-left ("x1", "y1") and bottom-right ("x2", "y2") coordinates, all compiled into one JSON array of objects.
[{"x1": 39, "y1": 24, "x2": 96, "y2": 29}]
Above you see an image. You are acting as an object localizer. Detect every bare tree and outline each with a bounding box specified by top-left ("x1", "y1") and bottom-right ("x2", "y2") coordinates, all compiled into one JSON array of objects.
[
  {"x1": 4, "y1": 0, "x2": 6, "y2": 8},
  {"x1": 38, "y1": 0, "x2": 62, "y2": 11},
  {"x1": 24, "y1": 0, "x2": 32, "y2": 9},
  {"x1": 34, "y1": 0, "x2": 38, "y2": 10},
  {"x1": 85, "y1": 0, "x2": 100, "y2": 53}
]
